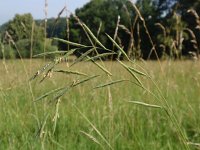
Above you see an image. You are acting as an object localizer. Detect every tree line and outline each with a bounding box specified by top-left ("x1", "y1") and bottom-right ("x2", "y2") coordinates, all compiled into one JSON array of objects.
[{"x1": 0, "y1": 0, "x2": 200, "y2": 60}]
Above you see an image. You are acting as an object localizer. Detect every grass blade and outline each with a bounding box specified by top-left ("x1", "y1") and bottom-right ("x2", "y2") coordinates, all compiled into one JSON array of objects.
[
  {"x1": 85, "y1": 52, "x2": 116, "y2": 61},
  {"x1": 128, "y1": 66, "x2": 147, "y2": 77},
  {"x1": 117, "y1": 60, "x2": 143, "y2": 87},
  {"x1": 53, "y1": 87, "x2": 69, "y2": 102},
  {"x1": 72, "y1": 75, "x2": 100, "y2": 87},
  {"x1": 33, "y1": 51, "x2": 67, "y2": 57},
  {"x1": 53, "y1": 75, "x2": 100, "y2": 100},
  {"x1": 94, "y1": 79, "x2": 128, "y2": 89},
  {"x1": 70, "y1": 48, "x2": 95, "y2": 66},
  {"x1": 89, "y1": 58, "x2": 112, "y2": 76},
  {"x1": 82, "y1": 23, "x2": 108, "y2": 50},
  {"x1": 53, "y1": 37, "x2": 90, "y2": 48},
  {"x1": 34, "y1": 87, "x2": 66, "y2": 102},
  {"x1": 128, "y1": 101, "x2": 162, "y2": 109},
  {"x1": 74, "y1": 105, "x2": 113, "y2": 150},
  {"x1": 106, "y1": 33, "x2": 130, "y2": 60}
]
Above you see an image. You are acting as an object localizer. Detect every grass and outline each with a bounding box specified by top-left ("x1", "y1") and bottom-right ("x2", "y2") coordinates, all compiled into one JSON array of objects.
[{"x1": 0, "y1": 59, "x2": 199, "y2": 149}]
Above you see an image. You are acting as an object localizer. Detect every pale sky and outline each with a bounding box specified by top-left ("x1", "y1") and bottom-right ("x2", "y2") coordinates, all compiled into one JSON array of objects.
[{"x1": 0, "y1": 0, "x2": 90, "y2": 25}]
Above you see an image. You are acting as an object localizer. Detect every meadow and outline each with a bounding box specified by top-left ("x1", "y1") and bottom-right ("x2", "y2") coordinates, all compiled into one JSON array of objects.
[{"x1": 0, "y1": 59, "x2": 199, "y2": 150}]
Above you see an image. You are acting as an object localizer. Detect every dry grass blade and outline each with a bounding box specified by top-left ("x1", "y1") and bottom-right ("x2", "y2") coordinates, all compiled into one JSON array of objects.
[
  {"x1": 53, "y1": 37, "x2": 89, "y2": 48},
  {"x1": 117, "y1": 60, "x2": 143, "y2": 87},
  {"x1": 82, "y1": 23, "x2": 108, "y2": 50},
  {"x1": 80, "y1": 131, "x2": 104, "y2": 149},
  {"x1": 128, "y1": 101, "x2": 162, "y2": 109},
  {"x1": 119, "y1": 24, "x2": 131, "y2": 35},
  {"x1": 54, "y1": 69, "x2": 88, "y2": 76},
  {"x1": 106, "y1": 33, "x2": 130, "y2": 61},
  {"x1": 94, "y1": 79, "x2": 128, "y2": 89},
  {"x1": 155, "y1": 23, "x2": 166, "y2": 38}
]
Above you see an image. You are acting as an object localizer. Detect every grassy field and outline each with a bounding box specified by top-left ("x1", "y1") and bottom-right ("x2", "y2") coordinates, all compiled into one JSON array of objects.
[{"x1": 0, "y1": 59, "x2": 200, "y2": 150}]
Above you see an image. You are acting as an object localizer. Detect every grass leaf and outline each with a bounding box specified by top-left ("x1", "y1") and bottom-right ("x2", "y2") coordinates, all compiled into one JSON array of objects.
[
  {"x1": 82, "y1": 23, "x2": 108, "y2": 50},
  {"x1": 89, "y1": 57, "x2": 112, "y2": 76},
  {"x1": 117, "y1": 60, "x2": 143, "y2": 87},
  {"x1": 53, "y1": 37, "x2": 90, "y2": 48},
  {"x1": 33, "y1": 51, "x2": 67, "y2": 57},
  {"x1": 94, "y1": 79, "x2": 128, "y2": 89},
  {"x1": 85, "y1": 52, "x2": 116, "y2": 61},
  {"x1": 70, "y1": 48, "x2": 95, "y2": 66},
  {"x1": 106, "y1": 33, "x2": 130, "y2": 60},
  {"x1": 34, "y1": 87, "x2": 66, "y2": 102},
  {"x1": 128, "y1": 100, "x2": 162, "y2": 109}
]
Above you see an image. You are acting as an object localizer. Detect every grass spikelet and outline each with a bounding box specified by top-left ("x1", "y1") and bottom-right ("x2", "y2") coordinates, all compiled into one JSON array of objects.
[
  {"x1": 54, "y1": 69, "x2": 88, "y2": 76},
  {"x1": 34, "y1": 87, "x2": 66, "y2": 102},
  {"x1": 53, "y1": 37, "x2": 89, "y2": 48},
  {"x1": 89, "y1": 57, "x2": 112, "y2": 76},
  {"x1": 30, "y1": 62, "x2": 53, "y2": 81},
  {"x1": 82, "y1": 23, "x2": 107, "y2": 50},
  {"x1": 35, "y1": 74, "x2": 98, "y2": 102},
  {"x1": 33, "y1": 50, "x2": 69, "y2": 57},
  {"x1": 72, "y1": 75, "x2": 100, "y2": 87},
  {"x1": 70, "y1": 48, "x2": 95, "y2": 66},
  {"x1": 117, "y1": 59, "x2": 143, "y2": 87},
  {"x1": 106, "y1": 33, "x2": 130, "y2": 61},
  {"x1": 128, "y1": 66, "x2": 147, "y2": 77},
  {"x1": 85, "y1": 52, "x2": 116, "y2": 61},
  {"x1": 39, "y1": 68, "x2": 53, "y2": 83},
  {"x1": 128, "y1": 100, "x2": 162, "y2": 109},
  {"x1": 53, "y1": 88, "x2": 69, "y2": 101},
  {"x1": 53, "y1": 75, "x2": 100, "y2": 101},
  {"x1": 94, "y1": 79, "x2": 128, "y2": 89},
  {"x1": 80, "y1": 131, "x2": 104, "y2": 149}
]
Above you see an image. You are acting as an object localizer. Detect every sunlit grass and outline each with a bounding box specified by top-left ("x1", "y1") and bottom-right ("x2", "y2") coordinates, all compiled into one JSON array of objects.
[{"x1": 0, "y1": 60, "x2": 200, "y2": 149}]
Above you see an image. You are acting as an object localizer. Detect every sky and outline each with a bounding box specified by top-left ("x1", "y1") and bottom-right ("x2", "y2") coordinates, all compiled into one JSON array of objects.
[{"x1": 0, "y1": 0, "x2": 90, "y2": 25}]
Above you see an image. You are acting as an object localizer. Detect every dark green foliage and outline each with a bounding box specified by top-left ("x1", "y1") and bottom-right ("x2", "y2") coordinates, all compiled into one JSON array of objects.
[
  {"x1": 4, "y1": 13, "x2": 35, "y2": 41},
  {"x1": 0, "y1": 44, "x2": 16, "y2": 59},
  {"x1": 0, "y1": 13, "x2": 58, "y2": 58},
  {"x1": 1, "y1": 0, "x2": 200, "y2": 60},
  {"x1": 15, "y1": 39, "x2": 57, "y2": 58},
  {"x1": 58, "y1": 0, "x2": 134, "y2": 58}
]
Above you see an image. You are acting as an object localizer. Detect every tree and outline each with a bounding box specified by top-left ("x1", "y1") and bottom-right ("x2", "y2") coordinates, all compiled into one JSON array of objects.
[
  {"x1": 59, "y1": 0, "x2": 138, "y2": 59},
  {"x1": 1, "y1": 13, "x2": 57, "y2": 58},
  {"x1": 5, "y1": 13, "x2": 35, "y2": 41}
]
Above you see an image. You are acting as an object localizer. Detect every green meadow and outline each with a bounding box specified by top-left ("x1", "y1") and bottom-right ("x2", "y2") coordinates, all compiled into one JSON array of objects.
[{"x1": 0, "y1": 59, "x2": 199, "y2": 149}]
